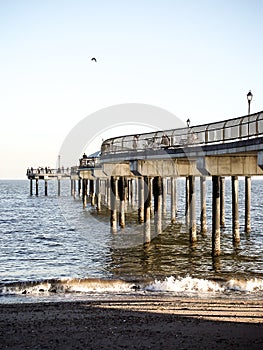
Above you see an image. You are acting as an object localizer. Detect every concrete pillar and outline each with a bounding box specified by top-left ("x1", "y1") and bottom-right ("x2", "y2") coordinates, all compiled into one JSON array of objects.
[
  {"x1": 212, "y1": 176, "x2": 220, "y2": 256},
  {"x1": 57, "y1": 179, "x2": 61, "y2": 196},
  {"x1": 45, "y1": 180, "x2": 48, "y2": 196},
  {"x1": 138, "y1": 177, "x2": 144, "y2": 224},
  {"x1": 78, "y1": 179, "x2": 81, "y2": 197},
  {"x1": 185, "y1": 176, "x2": 190, "y2": 226},
  {"x1": 107, "y1": 178, "x2": 111, "y2": 209},
  {"x1": 153, "y1": 176, "x2": 163, "y2": 235},
  {"x1": 96, "y1": 178, "x2": 101, "y2": 212},
  {"x1": 144, "y1": 176, "x2": 151, "y2": 244},
  {"x1": 171, "y1": 177, "x2": 177, "y2": 224},
  {"x1": 245, "y1": 176, "x2": 251, "y2": 233},
  {"x1": 232, "y1": 176, "x2": 240, "y2": 243},
  {"x1": 110, "y1": 177, "x2": 118, "y2": 233},
  {"x1": 30, "y1": 179, "x2": 33, "y2": 196},
  {"x1": 35, "y1": 179, "x2": 38, "y2": 196},
  {"x1": 90, "y1": 180, "x2": 95, "y2": 206},
  {"x1": 189, "y1": 176, "x2": 197, "y2": 242},
  {"x1": 82, "y1": 179, "x2": 87, "y2": 208},
  {"x1": 71, "y1": 180, "x2": 74, "y2": 196},
  {"x1": 118, "y1": 176, "x2": 126, "y2": 228},
  {"x1": 220, "y1": 177, "x2": 225, "y2": 227},
  {"x1": 162, "y1": 177, "x2": 167, "y2": 216},
  {"x1": 200, "y1": 176, "x2": 207, "y2": 234}
]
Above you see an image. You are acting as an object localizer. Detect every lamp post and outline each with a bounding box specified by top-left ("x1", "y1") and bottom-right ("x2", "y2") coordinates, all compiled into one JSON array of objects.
[
  {"x1": 186, "y1": 118, "x2": 190, "y2": 128},
  {"x1": 247, "y1": 90, "x2": 253, "y2": 115}
]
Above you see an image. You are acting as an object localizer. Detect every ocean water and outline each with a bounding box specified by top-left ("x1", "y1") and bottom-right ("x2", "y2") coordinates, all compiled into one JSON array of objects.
[{"x1": 0, "y1": 179, "x2": 262, "y2": 303}]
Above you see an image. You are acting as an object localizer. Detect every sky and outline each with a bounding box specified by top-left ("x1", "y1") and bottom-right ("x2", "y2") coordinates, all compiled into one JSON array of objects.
[{"x1": 0, "y1": 0, "x2": 262, "y2": 179}]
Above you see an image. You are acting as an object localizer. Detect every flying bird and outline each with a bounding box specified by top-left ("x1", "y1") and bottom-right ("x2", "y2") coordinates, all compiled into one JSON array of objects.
[{"x1": 91, "y1": 57, "x2": 97, "y2": 62}]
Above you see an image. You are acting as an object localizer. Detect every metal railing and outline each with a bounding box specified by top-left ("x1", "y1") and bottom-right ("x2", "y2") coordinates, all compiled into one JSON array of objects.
[{"x1": 101, "y1": 111, "x2": 263, "y2": 155}]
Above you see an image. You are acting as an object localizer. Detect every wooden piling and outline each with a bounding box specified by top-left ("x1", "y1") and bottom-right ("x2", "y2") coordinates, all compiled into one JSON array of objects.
[
  {"x1": 153, "y1": 176, "x2": 163, "y2": 235},
  {"x1": 232, "y1": 176, "x2": 240, "y2": 243},
  {"x1": 200, "y1": 176, "x2": 207, "y2": 234},
  {"x1": 144, "y1": 176, "x2": 151, "y2": 244},
  {"x1": 110, "y1": 177, "x2": 118, "y2": 233},
  {"x1": 220, "y1": 177, "x2": 225, "y2": 227},
  {"x1": 245, "y1": 176, "x2": 251, "y2": 233},
  {"x1": 138, "y1": 177, "x2": 144, "y2": 224},
  {"x1": 189, "y1": 176, "x2": 197, "y2": 242},
  {"x1": 212, "y1": 176, "x2": 220, "y2": 256},
  {"x1": 118, "y1": 176, "x2": 126, "y2": 228},
  {"x1": 171, "y1": 177, "x2": 177, "y2": 224}
]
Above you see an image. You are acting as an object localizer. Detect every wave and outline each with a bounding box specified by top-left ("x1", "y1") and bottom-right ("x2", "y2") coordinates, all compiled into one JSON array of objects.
[{"x1": 1, "y1": 276, "x2": 263, "y2": 298}]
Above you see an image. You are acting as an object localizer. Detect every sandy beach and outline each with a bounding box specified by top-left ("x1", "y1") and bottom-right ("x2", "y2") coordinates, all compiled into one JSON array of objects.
[{"x1": 0, "y1": 297, "x2": 262, "y2": 349}]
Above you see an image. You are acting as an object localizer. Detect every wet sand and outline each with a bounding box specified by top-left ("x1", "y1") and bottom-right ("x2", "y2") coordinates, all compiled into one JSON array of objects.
[{"x1": 0, "y1": 297, "x2": 262, "y2": 349}]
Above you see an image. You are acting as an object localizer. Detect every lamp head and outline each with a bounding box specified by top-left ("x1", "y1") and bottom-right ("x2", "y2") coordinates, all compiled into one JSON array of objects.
[
  {"x1": 186, "y1": 118, "x2": 190, "y2": 127},
  {"x1": 247, "y1": 90, "x2": 253, "y2": 102}
]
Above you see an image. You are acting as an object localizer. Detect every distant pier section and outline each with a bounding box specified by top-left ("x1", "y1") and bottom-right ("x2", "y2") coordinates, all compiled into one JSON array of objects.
[{"x1": 26, "y1": 166, "x2": 71, "y2": 196}]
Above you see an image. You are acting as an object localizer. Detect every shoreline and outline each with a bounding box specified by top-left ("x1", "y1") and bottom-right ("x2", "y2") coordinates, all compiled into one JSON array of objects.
[{"x1": 0, "y1": 297, "x2": 262, "y2": 349}]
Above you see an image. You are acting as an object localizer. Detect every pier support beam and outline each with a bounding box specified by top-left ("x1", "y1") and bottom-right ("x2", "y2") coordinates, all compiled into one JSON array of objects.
[
  {"x1": 90, "y1": 180, "x2": 95, "y2": 206},
  {"x1": 118, "y1": 176, "x2": 126, "y2": 228},
  {"x1": 35, "y1": 179, "x2": 39, "y2": 196},
  {"x1": 171, "y1": 177, "x2": 177, "y2": 224},
  {"x1": 153, "y1": 176, "x2": 163, "y2": 235},
  {"x1": 220, "y1": 177, "x2": 225, "y2": 227},
  {"x1": 78, "y1": 179, "x2": 81, "y2": 197},
  {"x1": 57, "y1": 178, "x2": 61, "y2": 197},
  {"x1": 30, "y1": 179, "x2": 33, "y2": 196},
  {"x1": 200, "y1": 176, "x2": 207, "y2": 234},
  {"x1": 212, "y1": 176, "x2": 220, "y2": 256},
  {"x1": 96, "y1": 178, "x2": 101, "y2": 212},
  {"x1": 44, "y1": 180, "x2": 48, "y2": 196},
  {"x1": 138, "y1": 177, "x2": 144, "y2": 224},
  {"x1": 245, "y1": 176, "x2": 251, "y2": 233},
  {"x1": 110, "y1": 177, "x2": 118, "y2": 233},
  {"x1": 189, "y1": 176, "x2": 197, "y2": 242},
  {"x1": 185, "y1": 177, "x2": 190, "y2": 226},
  {"x1": 144, "y1": 176, "x2": 151, "y2": 244},
  {"x1": 82, "y1": 179, "x2": 87, "y2": 208},
  {"x1": 162, "y1": 177, "x2": 167, "y2": 216},
  {"x1": 232, "y1": 176, "x2": 240, "y2": 243}
]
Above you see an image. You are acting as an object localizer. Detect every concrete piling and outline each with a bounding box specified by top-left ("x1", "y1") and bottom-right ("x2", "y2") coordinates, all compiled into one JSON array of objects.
[
  {"x1": 110, "y1": 177, "x2": 118, "y2": 233},
  {"x1": 170, "y1": 177, "x2": 177, "y2": 224},
  {"x1": 220, "y1": 177, "x2": 225, "y2": 227},
  {"x1": 189, "y1": 175, "x2": 197, "y2": 242},
  {"x1": 118, "y1": 176, "x2": 126, "y2": 228},
  {"x1": 200, "y1": 176, "x2": 207, "y2": 234},
  {"x1": 245, "y1": 176, "x2": 251, "y2": 233},
  {"x1": 138, "y1": 177, "x2": 144, "y2": 224},
  {"x1": 144, "y1": 176, "x2": 151, "y2": 244},
  {"x1": 212, "y1": 176, "x2": 220, "y2": 256},
  {"x1": 153, "y1": 176, "x2": 163, "y2": 235},
  {"x1": 232, "y1": 176, "x2": 240, "y2": 243}
]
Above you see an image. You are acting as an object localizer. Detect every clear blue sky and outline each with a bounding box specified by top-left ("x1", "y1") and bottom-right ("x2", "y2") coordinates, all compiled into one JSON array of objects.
[{"x1": 0, "y1": 0, "x2": 262, "y2": 178}]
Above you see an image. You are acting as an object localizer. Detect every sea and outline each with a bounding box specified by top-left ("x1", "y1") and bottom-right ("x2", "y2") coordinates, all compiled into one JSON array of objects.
[{"x1": 0, "y1": 178, "x2": 262, "y2": 304}]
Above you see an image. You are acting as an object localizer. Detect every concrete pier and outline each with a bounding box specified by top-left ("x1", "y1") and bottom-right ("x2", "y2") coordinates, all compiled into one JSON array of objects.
[
  {"x1": 200, "y1": 176, "x2": 207, "y2": 234},
  {"x1": 144, "y1": 176, "x2": 151, "y2": 244},
  {"x1": 170, "y1": 177, "x2": 177, "y2": 224},
  {"x1": 153, "y1": 176, "x2": 163, "y2": 235},
  {"x1": 118, "y1": 176, "x2": 126, "y2": 228},
  {"x1": 220, "y1": 177, "x2": 225, "y2": 227},
  {"x1": 110, "y1": 177, "x2": 118, "y2": 233},
  {"x1": 212, "y1": 176, "x2": 220, "y2": 256},
  {"x1": 232, "y1": 176, "x2": 240, "y2": 243},
  {"x1": 189, "y1": 176, "x2": 197, "y2": 242},
  {"x1": 245, "y1": 176, "x2": 251, "y2": 233}
]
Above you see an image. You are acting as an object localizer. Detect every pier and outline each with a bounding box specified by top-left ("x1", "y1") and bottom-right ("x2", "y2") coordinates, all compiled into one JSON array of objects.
[
  {"x1": 27, "y1": 111, "x2": 263, "y2": 255},
  {"x1": 26, "y1": 167, "x2": 71, "y2": 196}
]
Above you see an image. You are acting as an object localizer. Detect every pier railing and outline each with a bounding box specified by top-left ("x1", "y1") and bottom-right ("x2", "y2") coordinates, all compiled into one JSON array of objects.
[{"x1": 101, "y1": 111, "x2": 263, "y2": 155}]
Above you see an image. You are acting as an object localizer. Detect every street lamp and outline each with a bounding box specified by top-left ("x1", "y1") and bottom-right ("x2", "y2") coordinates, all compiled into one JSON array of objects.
[
  {"x1": 186, "y1": 118, "x2": 190, "y2": 128},
  {"x1": 247, "y1": 90, "x2": 253, "y2": 115}
]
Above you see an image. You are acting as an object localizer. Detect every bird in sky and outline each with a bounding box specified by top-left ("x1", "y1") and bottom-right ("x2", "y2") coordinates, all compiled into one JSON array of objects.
[{"x1": 91, "y1": 57, "x2": 97, "y2": 62}]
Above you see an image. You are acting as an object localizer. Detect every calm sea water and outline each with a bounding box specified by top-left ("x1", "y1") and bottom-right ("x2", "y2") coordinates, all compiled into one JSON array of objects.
[{"x1": 0, "y1": 179, "x2": 262, "y2": 303}]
